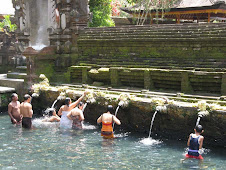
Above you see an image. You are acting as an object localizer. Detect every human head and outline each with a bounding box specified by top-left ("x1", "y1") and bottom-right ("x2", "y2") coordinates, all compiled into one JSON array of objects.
[
  {"x1": 195, "y1": 125, "x2": 204, "y2": 133},
  {"x1": 65, "y1": 97, "x2": 71, "y2": 107},
  {"x1": 48, "y1": 108, "x2": 56, "y2": 116},
  {"x1": 78, "y1": 102, "x2": 84, "y2": 110},
  {"x1": 107, "y1": 105, "x2": 114, "y2": 114},
  {"x1": 24, "y1": 94, "x2": 31, "y2": 102},
  {"x1": 11, "y1": 93, "x2": 18, "y2": 101}
]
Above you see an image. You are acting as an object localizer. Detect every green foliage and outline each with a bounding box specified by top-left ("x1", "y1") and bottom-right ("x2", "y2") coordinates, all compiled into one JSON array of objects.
[
  {"x1": 0, "y1": 15, "x2": 17, "y2": 32},
  {"x1": 89, "y1": 0, "x2": 115, "y2": 27}
]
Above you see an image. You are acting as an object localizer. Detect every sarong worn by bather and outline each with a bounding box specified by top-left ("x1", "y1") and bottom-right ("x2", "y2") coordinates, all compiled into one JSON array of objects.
[
  {"x1": 22, "y1": 117, "x2": 32, "y2": 129},
  {"x1": 60, "y1": 111, "x2": 72, "y2": 129},
  {"x1": 101, "y1": 115, "x2": 114, "y2": 139},
  {"x1": 71, "y1": 115, "x2": 82, "y2": 129}
]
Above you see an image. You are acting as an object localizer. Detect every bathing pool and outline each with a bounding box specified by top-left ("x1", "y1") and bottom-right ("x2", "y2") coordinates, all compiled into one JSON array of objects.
[{"x1": 0, "y1": 113, "x2": 225, "y2": 169}]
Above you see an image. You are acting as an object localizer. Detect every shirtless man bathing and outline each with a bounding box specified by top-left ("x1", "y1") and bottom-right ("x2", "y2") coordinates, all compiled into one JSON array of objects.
[
  {"x1": 20, "y1": 94, "x2": 33, "y2": 129},
  {"x1": 8, "y1": 93, "x2": 22, "y2": 124}
]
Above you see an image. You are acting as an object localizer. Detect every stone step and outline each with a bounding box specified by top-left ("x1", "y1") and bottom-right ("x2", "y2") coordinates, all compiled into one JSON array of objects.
[
  {"x1": 78, "y1": 37, "x2": 226, "y2": 42},
  {"x1": 0, "y1": 74, "x2": 24, "y2": 91},
  {"x1": 81, "y1": 30, "x2": 226, "y2": 37},
  {"x1": 79, "y1": 34, "x2": 226, "y2": 40},
  {"x1": 85, "y1": 22, "x2": 226, "y2": 29},
  {"x1": 82, "y1": 24, "x2": 226, "y2": 33},
  {"x1": 0, "y1": 86, "x2": 15, "y2": 94},
  {"x1": 81, "y1": 27, "x2": 226, "y2": 35},
  {"x1": 16, "y1": 66, "x2": 27, "y2": 73},
  {"x1": 60, "y1": 84, "x2": 226, "y2": 105},
  {"x1": 7, "y1": 72, "x2": 27, "y2": 79}
]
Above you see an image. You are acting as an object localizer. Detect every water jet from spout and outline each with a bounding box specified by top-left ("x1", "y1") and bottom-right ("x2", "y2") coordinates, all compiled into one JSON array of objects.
[{"x1": 148, "y1": 110, "x2": 158, "y2": 138}]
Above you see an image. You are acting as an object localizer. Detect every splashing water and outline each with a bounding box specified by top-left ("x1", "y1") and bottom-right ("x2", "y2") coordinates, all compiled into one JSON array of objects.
[
  {"x1": 31, "y1": 93, "x2": 39, "y2": 98},
  {"x1": 114, "y1": 132, "x2": 131, "y2": 138},
  {"x1": 32, "y1": 44, "x2": 47, "y2": 51},
  {"x1": 32, "y1": 118, "x2": 59, "y2": 128},
  {"x1": 196, "y1": 116, "x2": 201, "y2": 126},
  {"x1": 113, "y1": 105, "x2": 120, "y2": 129},
  {"x1": 51, "y1": 99, "x2": 58, "y2": 108},
  {"x1": 82, "y1": 103, "x2": 88, "y2": 112},
  {"x1": 140, "y1": 138, "x2": 162, "y2": 146},
  {"x1": 82, "y1": 122, "x2": 96, "y2": 130},
  {"x1": 148, "y1": 110, "x2": 158, "y2": 138},
  {"x1": 115, "y1": 105, "x2": 120, "y2": 117}
]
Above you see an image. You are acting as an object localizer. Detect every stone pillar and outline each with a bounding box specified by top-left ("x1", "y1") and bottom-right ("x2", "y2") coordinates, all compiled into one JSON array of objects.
[
  {"x1": 221, "y1": 73, "x2": 226, "y2": 95},
  {"x1": 82, "y1": 66, "x2": 91, "y2": 84},
  {"x1": 144, "y1": 69, "x2": 155, "y2": 90},
  {"x1": 110, "y1": 67, "x2": 122, "y2": 87},
  {"x1": 181, "y1": 71, "x2": 193, "y2": 93}
]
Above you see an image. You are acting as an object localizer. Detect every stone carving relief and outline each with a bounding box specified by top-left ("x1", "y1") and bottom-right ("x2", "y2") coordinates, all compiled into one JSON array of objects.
[{"x1": 12, "y1": 0, "x2": 90, "y2": 53}]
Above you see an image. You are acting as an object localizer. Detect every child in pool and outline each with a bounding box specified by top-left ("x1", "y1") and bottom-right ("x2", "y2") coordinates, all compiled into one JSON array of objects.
[{"x1": 181, "y1": 125, "x2": 204, "y2": 162}]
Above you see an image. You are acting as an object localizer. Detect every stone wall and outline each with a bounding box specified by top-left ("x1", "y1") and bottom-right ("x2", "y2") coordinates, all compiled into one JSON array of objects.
[
  {"x1": 70, "y1": 66, "x2": 226, "y2": 95},
  {"x1": 32, "y1": 89, "x2": 226, "y2": 147},
  {"x1": 77, "y1": 23, "x2": 226, "y2": 68},
  {"x1": 0, "y1": 32, "x2": 17, "y2": 73},
  {"x1": 84, "y1": 101, "x2": 226, "y2": 147},
  {"x1": 24, "y1": 23, "x2": 226, "y2": 95}
]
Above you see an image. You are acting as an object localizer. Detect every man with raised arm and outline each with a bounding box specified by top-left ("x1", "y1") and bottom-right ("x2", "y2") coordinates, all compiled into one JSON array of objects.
[
  {"x1": 8, "y1": 93, "x2": 21, "y2": 124},
  {"x1": 20, "y1": 94, "x2": 33, "y2": 129}
]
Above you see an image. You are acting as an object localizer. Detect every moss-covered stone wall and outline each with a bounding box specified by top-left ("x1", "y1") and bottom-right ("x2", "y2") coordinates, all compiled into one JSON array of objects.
[
  {"x1": 69, "y1": 66, "x2": 226, "y2": 95},
  {"x1": 32, "y1": 88, "x2": 226, "y2": 147},
  {"x1": 77, "y1": 23, "x2": 226, "y2": 68}
]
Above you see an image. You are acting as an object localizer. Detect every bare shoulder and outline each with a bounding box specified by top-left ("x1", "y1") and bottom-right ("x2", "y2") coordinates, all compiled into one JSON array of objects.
[{"x1": 8, "y1": 102, "x2": 12, "y2": 106}]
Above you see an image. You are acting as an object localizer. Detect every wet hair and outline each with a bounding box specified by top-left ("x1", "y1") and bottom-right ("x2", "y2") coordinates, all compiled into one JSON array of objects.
[
  {"x1": 107, "y1": 105, "x2": 114, "y2": 114},
  {"x1": 11, "y1": 93, "x2": 17, "y2": 99},
  {"x1": 78, "y1": 102, "x2": 83, "y2": 107},
  {"x1": 48, "y1": 108, "x2": 55, "y2": 116},
  {"x1": 195, "y1": 125, "x2": 203, "y2": 133},
  {"x1": 24, "y1": 94, "x2": 31, "y2": 101},
  {"x1": 65, "y1": 97, "x2": 71, "y2": 107}
]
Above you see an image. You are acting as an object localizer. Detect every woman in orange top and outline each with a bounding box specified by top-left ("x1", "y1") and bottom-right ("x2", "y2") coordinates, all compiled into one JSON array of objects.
[{"x1": 97, "y1": 105, "x2": 121, "y2": 139}]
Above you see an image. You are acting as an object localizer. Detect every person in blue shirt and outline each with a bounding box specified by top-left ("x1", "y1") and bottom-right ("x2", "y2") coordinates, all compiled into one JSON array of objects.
[{"x1": 181, "y1": 125, "x2": 204, "y2": 162}]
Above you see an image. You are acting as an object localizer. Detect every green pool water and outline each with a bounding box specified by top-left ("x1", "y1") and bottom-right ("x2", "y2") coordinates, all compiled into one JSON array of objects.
[{"x1": 0, "y1": 113, "x2": 225, "y2": 170}]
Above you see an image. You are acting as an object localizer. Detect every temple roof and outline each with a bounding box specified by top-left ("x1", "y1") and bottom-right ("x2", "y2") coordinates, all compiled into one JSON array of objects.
[
  {"x1": 176, "y1": 0, "x2": 225, "y2": 8},
  {"x1": 121, "y1": 0, "x2": 226, "y2": 12},
  {"x1": 121, "y1": 0, "x2": 226, "y2": 23}
]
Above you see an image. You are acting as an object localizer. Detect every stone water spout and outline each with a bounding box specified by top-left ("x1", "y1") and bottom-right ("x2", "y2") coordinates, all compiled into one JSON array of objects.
[
  {"x1": 196, "y1": 100, "x2": 209, "y2": 126},
  {"x1": 156, "y1": 105, "x2": 167, "y2": 113},
  {"x1": 147, "y1": 97, "x2": 169, "y2": 138},
  {"x1": 113, "y1": 94, "x2": 131, "y2": 129}
]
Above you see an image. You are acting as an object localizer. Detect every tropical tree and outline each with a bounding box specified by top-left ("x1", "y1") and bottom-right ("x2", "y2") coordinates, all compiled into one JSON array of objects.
[
  {"x1": 0, "y1": 15, "x2": 17, "y2": 33},
  {"x1": 89, "y1": 0, "x2": 115, "y2": 27},
  {"x1": 130, "y1": 0, "x2": 180, "y2": 25}
]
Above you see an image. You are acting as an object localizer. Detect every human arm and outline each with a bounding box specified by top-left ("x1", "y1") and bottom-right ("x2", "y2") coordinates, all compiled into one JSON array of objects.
[
  {"x1": 67, "y1": 111, "x2": 72, "y2": 120},
  {"x1": 187, "y1": 134, "x2": 191, "y2": 147},
  {"x1": 97, "y1": 115, "x2": 102, "y2": 124},
  {"x1": 113, "y1": 116, "x2": 121, "y2": 125},
  {"x1": 69, "y1": 92, "x2": 87, "y2": 110},
  {"x1": 199, "y1": 136, "x2": 204, "y2": 149},
  {"x1": 8, "y1": 104, "x2": 17, "y2": 123}
]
